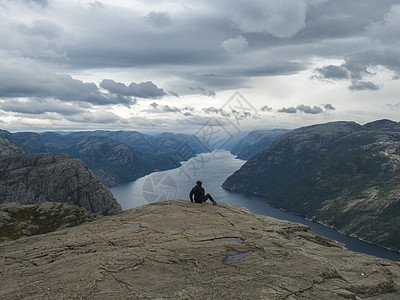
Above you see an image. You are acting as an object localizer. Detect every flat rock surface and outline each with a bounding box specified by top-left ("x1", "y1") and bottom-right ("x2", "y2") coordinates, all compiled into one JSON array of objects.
[{"x1": 1, "y1": 200, "x2": 400, "y2": 299}]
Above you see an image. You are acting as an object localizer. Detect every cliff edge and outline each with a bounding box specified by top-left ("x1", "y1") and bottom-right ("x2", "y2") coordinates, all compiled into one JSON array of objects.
[
  {"x1": 1, "y1": 200, "x2": 400, "y2": 299},
  {"x1": 0, "y1": 138, "x2": 121, "y2": 215}
]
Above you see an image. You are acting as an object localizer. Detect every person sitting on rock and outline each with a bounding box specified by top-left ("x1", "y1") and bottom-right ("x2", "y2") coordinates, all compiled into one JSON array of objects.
[{"x1": 189, "y1": 180, "x2": 217, "y2": 205}]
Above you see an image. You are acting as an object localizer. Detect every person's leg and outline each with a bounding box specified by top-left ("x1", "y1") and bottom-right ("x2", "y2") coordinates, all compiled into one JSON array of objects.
[{"x1": 203, "y1": 194, "x2": 217, "y2": 205}]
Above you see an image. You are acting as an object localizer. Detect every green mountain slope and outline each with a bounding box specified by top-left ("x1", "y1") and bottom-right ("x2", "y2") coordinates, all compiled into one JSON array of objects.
[{"x1": 223, "y1": 120, "x2": 400, "y2": 251}]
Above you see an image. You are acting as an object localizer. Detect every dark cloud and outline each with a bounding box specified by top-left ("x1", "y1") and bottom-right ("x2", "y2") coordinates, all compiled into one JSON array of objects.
[
  {"x1": 278, "y1": 107, "x2": 297, "y2": 113},
  {"x1": 314, "y1": 46, "x2": 400, "y2": 91},
  {"x1": 203, "y1": 107, "x2": 221, "y2": 114},
  {"x1": 162, "y1": 105, "x2": 181, "y2": 113},
  {"x1": 324, "y1": 104, "x2": 335, "y2": 110},
  {"x1": 100, "y1": 79, "x2": 166, "y2": 99},
  {"x1": 146, "y1": 103, "x2": 181, "y2": 113},
  {"x1": 150, "y1": 102, "x2": 159, "y2": 109},
  {"x1": 260, "y1": 105, "x2": 272, "y2": 112},
  {"x1": 168, "y1": 91, "x2": 180, "y2": 97},
  {"x1": 298, "y1": 0, "x2": 399, "y2": 42},
  {"x1": 182, "y1": 106, "x2": 194, "y2": 111},
  {"x1": 349, "y1": 81, "x2": 380, "y2": 91},
  {"x1": 5, "y1": 0, "x2": 396, "y2": 96},
  {"x1": 296, "y1": 104, "x2": 323, "y2": 114},
  {"x1": 0, "y1": 98, "x2": 85, "y2": 115},
  {"x1": 234, "y1": 62, "x2": 309, "y2": 77},
  {"x1": 314, "y1": 65, "x2": 349, "y2": 80},
  {"x1": 278, "y1": 105, "x2": 325, "y2": 114},
  {"x1": 343, "y1": 47, "x2": 400, "y2": 80},
  {"x1": 189, "y1": 86, "x2": 215, "y2": 97},
  {"x1": 0, "y1": 62, "x2": 136, "y2": 106},
  {"x1": 189, "y1": 87, "x2": 216, "y2": 97},
  {"x1": 231, "y1": 109, "x2": 255, "y2": 120},
  {"x1": 225, "y1": 0, "x2": 308, "y2": 38}
]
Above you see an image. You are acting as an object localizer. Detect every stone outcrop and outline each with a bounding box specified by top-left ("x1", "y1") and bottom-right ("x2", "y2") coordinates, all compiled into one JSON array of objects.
[
  {"x1": 1, "y1": 200, "x2": 399, "y2": 299},
  {"x1": 0, "y1": 138, "x2": 25, "y2": 159},
  {"x1": 0, "y1": 140, "x2": 121, "y2": 215},
  {"x1": 0, "y1": 202, "x2": 99, "y2": 242}
]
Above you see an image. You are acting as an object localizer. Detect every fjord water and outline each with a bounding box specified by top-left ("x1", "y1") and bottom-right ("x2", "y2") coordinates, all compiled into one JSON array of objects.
[{"x1": 111, "y1": 150, "x2": 400, "y2": 261}]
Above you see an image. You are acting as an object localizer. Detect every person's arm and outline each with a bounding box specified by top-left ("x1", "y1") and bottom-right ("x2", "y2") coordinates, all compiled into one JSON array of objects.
[
  {"x1": 189, "y1": 188, "x2": 194, "y2": 202},
  {"x1": 200, "y1": 188, "x2": 205, "y2": 198}
]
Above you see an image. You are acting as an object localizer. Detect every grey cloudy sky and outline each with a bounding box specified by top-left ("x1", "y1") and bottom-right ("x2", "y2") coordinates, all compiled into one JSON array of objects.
[{"x1": 1, "y1": 0, "x2": 400, "y2": 132}]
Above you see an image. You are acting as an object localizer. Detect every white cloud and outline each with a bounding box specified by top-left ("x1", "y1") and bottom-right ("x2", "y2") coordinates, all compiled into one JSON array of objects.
[{"x1": 220, "y1": 35, "x2": 248, "y2": 54}]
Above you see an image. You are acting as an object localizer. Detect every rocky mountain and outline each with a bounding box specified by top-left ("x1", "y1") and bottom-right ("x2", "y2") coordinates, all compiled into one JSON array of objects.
[
  {"x1": 40, "y1": 132, "x2": 152, "y2": 187},
  {"x1": 148, "y1": 132, "x2": 206, "y2": 153},
  {"x1": 0, "y1": 138, "x2": 25, "y2": 159},
  {"x1": 230, "y1": 129, "x2": 289, "y2": 159},
  {"x1": 67, "y1": 130, "x2": 157, "y2": 155},
  {"x1": 0, "y1": 129, "x2": 46, "y2": 153},
  {"x1": 1, "y1": 129, "x2": 215, "y2": 187},
  {"x1": 0, "y1": 138, "x2": 121, "y2": 215},
  {"x1": 1, "y1": 200, "x2": 400, "y2": 299},
  {"x1": 41, "y1": 130, "x2": 210, "y2": 186},
  {"x1": 223, "y1": 119, "x2": 400, "y2": 251}
]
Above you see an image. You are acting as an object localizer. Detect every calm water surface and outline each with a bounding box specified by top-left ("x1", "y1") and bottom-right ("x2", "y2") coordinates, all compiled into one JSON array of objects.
[{"x1": 111, "y1": 150, "x2": 400, "y2": 261}]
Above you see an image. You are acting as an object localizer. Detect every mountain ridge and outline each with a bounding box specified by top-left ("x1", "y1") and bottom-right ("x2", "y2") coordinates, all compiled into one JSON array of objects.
[
  {"x1": 1, "y1": 129, "x2": 212, "y2": 187},
  {"x1": 223, "y1": 119, "x2": 400, "y2": 251}
]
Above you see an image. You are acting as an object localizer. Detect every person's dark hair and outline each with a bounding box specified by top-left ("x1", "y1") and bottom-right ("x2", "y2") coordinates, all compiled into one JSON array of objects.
[{"x1": 196, "y1": 180, "x2": 202, "y2": 186}]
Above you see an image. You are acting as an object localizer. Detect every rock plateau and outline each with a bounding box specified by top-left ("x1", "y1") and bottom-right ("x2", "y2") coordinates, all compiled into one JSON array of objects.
[{"x1": 1, "y1": 200, "x2": 400, "y2": 299}]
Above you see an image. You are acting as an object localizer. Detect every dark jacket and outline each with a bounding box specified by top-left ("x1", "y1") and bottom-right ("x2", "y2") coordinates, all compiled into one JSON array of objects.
[{"x1": 190, "y1": 185, "x2": 205, "y2": 203}]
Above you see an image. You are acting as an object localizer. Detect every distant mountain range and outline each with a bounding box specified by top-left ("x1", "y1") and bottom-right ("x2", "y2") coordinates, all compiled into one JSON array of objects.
[
  {"x1": 1, "y1": 129, "x2": 209, "y2": 187},
  {"x1": 0, "y1": 127, "x2": 291, "y2": 187},
  {"x1": 223, "y1": 119, "x2": 400, "y2": 251},
  {"x1": 230, "y1": 129, "x2": 289, "y2": 159}
]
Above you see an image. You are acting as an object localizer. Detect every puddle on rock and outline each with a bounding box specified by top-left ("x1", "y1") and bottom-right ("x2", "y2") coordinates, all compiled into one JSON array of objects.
[
  {"x1": 213, "y1": 237, "x2": 243, "y2": 243},
  {"x1": 124, "y1": 223, "x2": 148, "y2": 229},
  {"x1": 224, "y1": 250, "x2": 252, "y2": 263}
]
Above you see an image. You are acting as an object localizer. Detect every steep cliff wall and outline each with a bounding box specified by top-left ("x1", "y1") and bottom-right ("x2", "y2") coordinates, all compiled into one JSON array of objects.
[{"x1": 0, "y1": 138, "x2": 121, "y2": 215}]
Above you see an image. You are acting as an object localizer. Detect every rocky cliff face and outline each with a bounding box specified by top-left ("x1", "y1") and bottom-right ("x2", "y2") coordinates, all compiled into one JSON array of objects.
[
  {"x1": 223, "y1": 120, "x2": 400, "y2": 251},
  {"x1": 0, "y1": 138, "x2": 25, "y2": 159},
  {"x1": 1, "y1": 200, "x2": 399, "y2": 299},
  {"x1": 0, "y1": 139, "x2": 121, "y2": 215}
]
